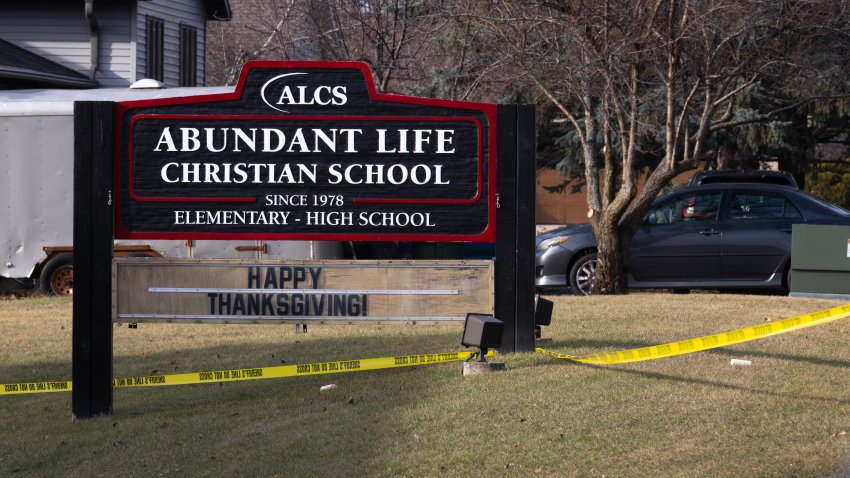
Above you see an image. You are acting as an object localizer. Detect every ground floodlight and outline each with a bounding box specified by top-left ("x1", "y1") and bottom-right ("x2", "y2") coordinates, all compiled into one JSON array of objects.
[
  {"x1": 462, "y1": 313, "x2": 503, "y2": 362},
  {"x1": 535, "y1": 296, "x2": 553, "y2": 326}
]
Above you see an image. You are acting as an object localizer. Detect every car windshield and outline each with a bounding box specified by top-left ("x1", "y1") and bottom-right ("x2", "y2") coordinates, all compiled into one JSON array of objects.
[{"x1": 646, "y1": 191, "x2": 722, "y2": 224}]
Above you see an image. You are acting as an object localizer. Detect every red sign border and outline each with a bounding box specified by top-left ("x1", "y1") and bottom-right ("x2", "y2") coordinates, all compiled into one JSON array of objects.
[{"x1": 113, "y1": 61, "x2": 497, "y2": 242}]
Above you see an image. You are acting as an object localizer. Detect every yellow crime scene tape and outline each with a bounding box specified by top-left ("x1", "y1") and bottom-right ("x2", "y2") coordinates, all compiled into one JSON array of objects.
[
  {"x1": 1, "y1": 351, "x2": 477, "y2": 396},
  {"x1": 6, "y1": 304, "x2": 850, "y2": 395},
  {"x1": 537, "y1": 303, "x2": 850, "y2": 365}
]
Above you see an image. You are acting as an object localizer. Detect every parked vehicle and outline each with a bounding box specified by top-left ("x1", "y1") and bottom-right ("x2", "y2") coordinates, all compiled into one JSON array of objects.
[
  {"x1": 535, "y1": 183, "x2": 850, "y2": 295},
  {"x1": 0, "y1": 87, "x2": 341, "y2": 295},
  {"x1": 688, "y1": 170, "x2": 798, "y2": 188}
]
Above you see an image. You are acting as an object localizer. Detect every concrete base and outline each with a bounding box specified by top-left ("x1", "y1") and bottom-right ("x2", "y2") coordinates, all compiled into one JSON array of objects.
[
  {"x1": 790, "y1": 292, "x2": 850, "y2": 300},
  {"x1": 461, "y1": 361, "x2": 507, "y2": 376}
]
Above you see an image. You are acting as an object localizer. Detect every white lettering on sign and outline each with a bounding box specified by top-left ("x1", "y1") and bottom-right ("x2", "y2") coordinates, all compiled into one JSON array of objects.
[
  {"x1": 171, "y1": 210, "x2": 438, "y2": 228},
  {"x1": 157, "y1": 161, "x2": 451, "y2": 187},
  {"x1": 846, "y1": 239, "x2": 849, "y2": 258},
  {"x1": 160, "y1": 162, "x2": 318, "y2": 184},
  {"x1": 259, "y1": 72, "x2": 348, "y2": 113},
  {"x1": 305, "y1": 211, "x2": 355, "y2": 226},
  {"x1": 357, "y1": 212, "x2": 436, "y2": 227},
  {"x1": 264, "y1": 194, "x2": 308, "y2": 206},
  {"x1": 276, "y1": 84, "x2": 347, "y2": 106},
  {"x1": 376, "y1": 129, "x2": 455, "y2": 154},
  {"x1": 174, "y1": 210, "x2": 291, "y2": 225},
  {"x1": 326, "y1": 163, "x2": 449, "y2": 186},
  {"x1": 153, "y1": 127, "x2": 362, "y2": 153}
]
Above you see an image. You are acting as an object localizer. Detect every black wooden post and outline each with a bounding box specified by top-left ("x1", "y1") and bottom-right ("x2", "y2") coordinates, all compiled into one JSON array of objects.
[
  {"x1": 495, "y1": 104, "x2": 536, "y2": 353},
  {"x1": 73, "y1": 101, "x2": 114, "y2": 419}
]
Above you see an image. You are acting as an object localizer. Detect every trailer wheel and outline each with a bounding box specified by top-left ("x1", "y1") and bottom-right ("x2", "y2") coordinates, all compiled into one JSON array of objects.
[{"x1": 40, "y1": 254, "x2": 74, "y2": 296}]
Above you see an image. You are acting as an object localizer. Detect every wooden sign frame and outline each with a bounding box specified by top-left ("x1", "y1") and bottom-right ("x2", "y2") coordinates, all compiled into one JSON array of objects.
[
  {"x1": 72, "y1": 61, "x2": 535, "y2": 419},
  {"x1": 112, "y1": 258, "x2": 494, "y2": 325}
]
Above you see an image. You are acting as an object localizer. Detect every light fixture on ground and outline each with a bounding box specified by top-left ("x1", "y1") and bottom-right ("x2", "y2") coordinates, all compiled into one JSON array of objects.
[
  {"x1": 534, "y1": 295, "x2": 553, "y2": 341},
  {"x1": 460, "y1": 313, "x2": 506, "y2": 375}
]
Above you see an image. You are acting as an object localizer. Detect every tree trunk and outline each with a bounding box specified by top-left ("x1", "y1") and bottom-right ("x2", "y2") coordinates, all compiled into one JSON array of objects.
[{"x1": 591, "y1": 216, "x2": 630, "y2": 295}]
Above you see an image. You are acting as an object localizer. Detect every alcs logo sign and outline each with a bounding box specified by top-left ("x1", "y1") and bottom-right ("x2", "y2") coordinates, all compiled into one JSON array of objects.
[{"x1": 260, "y1": 72, "x2": 347, "y2": 113}]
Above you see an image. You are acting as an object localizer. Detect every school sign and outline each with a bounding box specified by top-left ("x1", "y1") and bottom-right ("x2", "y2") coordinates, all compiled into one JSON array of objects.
[
  {"x1": 115, "y1": 61, "x2": 495, "y2": 241},
  {"x1": 73, "y1": 61, "x2": 534, "y2": 418}
]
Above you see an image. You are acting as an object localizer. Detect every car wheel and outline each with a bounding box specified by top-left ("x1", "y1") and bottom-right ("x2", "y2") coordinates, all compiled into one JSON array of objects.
[
  {"x1": 40, "y1": 253, "x2": 74, "y2": 296},
  {"x1": 569, "y1": 252, "x2": 597, "y2": 296}
]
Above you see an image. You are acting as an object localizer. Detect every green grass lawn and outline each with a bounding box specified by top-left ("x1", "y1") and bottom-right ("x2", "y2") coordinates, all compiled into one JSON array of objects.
[{"x1": 2, "y1": 293, "x2": 850, "y2": 477}]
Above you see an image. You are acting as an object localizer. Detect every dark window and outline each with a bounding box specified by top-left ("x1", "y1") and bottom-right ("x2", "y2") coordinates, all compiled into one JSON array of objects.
[
  {"x1": 179, "y1": 24, "x2": 198, "y2": 87},
  {"x1": 146, "y1": 17, "x2": 165, "y2": 81},
  {"x1": 727, "y1": 192, "x2": 802, "y2": 220}
]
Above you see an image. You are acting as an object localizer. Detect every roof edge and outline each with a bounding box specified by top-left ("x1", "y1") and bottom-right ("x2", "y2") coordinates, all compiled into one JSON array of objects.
[{"x1": 0, "y1": 66, "x2": 99, "y2": 89}]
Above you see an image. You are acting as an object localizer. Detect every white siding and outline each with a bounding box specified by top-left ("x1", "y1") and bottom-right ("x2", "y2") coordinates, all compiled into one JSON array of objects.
[
  {"x1": 0, "y1": 0, "x2": 133, "y2": 87},
  {"x1": 0, "y1": 1, "x2": 213, "y2": 88},
  {"x1": 136, "y1": 0, "x2": 207, "y2": 86},
  {"x1": 0, "y1": 6, "x2": 90, "y2": 76},
  {"x1": 95, "y1": 2, "x2": 133, "y2": 87}
]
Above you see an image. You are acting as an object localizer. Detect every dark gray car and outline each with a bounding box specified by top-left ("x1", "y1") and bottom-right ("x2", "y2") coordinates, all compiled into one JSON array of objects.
[
  {"x1": 535, "y1": 183, "x2": 850, "y2": 295},
  {"x1": 688, "y1": 170, "x2": 798, "y2": 188}
]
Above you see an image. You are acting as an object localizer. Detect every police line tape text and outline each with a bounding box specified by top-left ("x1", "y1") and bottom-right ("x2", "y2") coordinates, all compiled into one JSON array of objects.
[
  {"x1": 5, "y1": 382, "x2": 69, "y2": 393},
  {"x1": 394, "y1": 353, "x2": 464, "y2": 365},
  {"x1": 197, "y1": 369, "x2": 263, "y2": 381},
  {"x1": 296, "y1": 360, "x2": 361, "y2": 374}
]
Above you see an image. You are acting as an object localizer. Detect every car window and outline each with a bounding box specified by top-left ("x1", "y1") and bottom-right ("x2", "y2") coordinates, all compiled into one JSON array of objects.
[
  {"x1": 646, "y1": 191, "x2": 722, "y2": 224},
  {"x1": 697, "y1": 176, "x2": 796, "y2": 187},
  {"x1": 803, "y1": 192, "x2": 850, "y2": 216},
  {"x1": 727, "y1": 191, "x2": 801, "y2": 220}
]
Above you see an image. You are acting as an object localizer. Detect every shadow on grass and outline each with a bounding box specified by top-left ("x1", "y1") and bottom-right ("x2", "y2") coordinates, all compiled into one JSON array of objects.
[
  {"x1": 0, "y1": 329, "x2": 469, "y2": 476},
  {"x1": 544, "y1": 338, "x2": 850, "y2": 369},
  {"x1": 537, "y1": 338, "x2": 850, "y2": 405},
  {"x1": 577, "y1": 362, "x2": 850, "y2": 405}
]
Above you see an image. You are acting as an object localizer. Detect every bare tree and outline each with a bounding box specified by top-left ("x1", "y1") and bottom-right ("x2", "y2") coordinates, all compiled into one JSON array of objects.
[
  {"x1": 206, "y1": 1, "x2": 299, "y2": 85},
  {"x1": 207, "y1": 0, "x2": 484, "y2": 98},
  {"x1": 475, "y1": 0, "x2": 850, "y2": 294}
]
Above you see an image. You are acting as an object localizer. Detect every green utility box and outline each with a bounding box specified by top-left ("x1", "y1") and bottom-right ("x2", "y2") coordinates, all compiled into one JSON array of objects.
[{"x1": 790, "y1": 224, "x2": 850, "y2": 298}]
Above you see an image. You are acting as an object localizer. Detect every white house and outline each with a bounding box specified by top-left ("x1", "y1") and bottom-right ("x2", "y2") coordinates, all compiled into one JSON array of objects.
[{"x1": 0, "y1": 0, "x2": 231, "y2": 89}]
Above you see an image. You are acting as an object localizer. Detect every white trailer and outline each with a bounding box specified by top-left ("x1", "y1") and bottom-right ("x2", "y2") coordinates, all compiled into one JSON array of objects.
[{"x1": 0, "y1": 86, "x2": 342, "y2": 294}]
